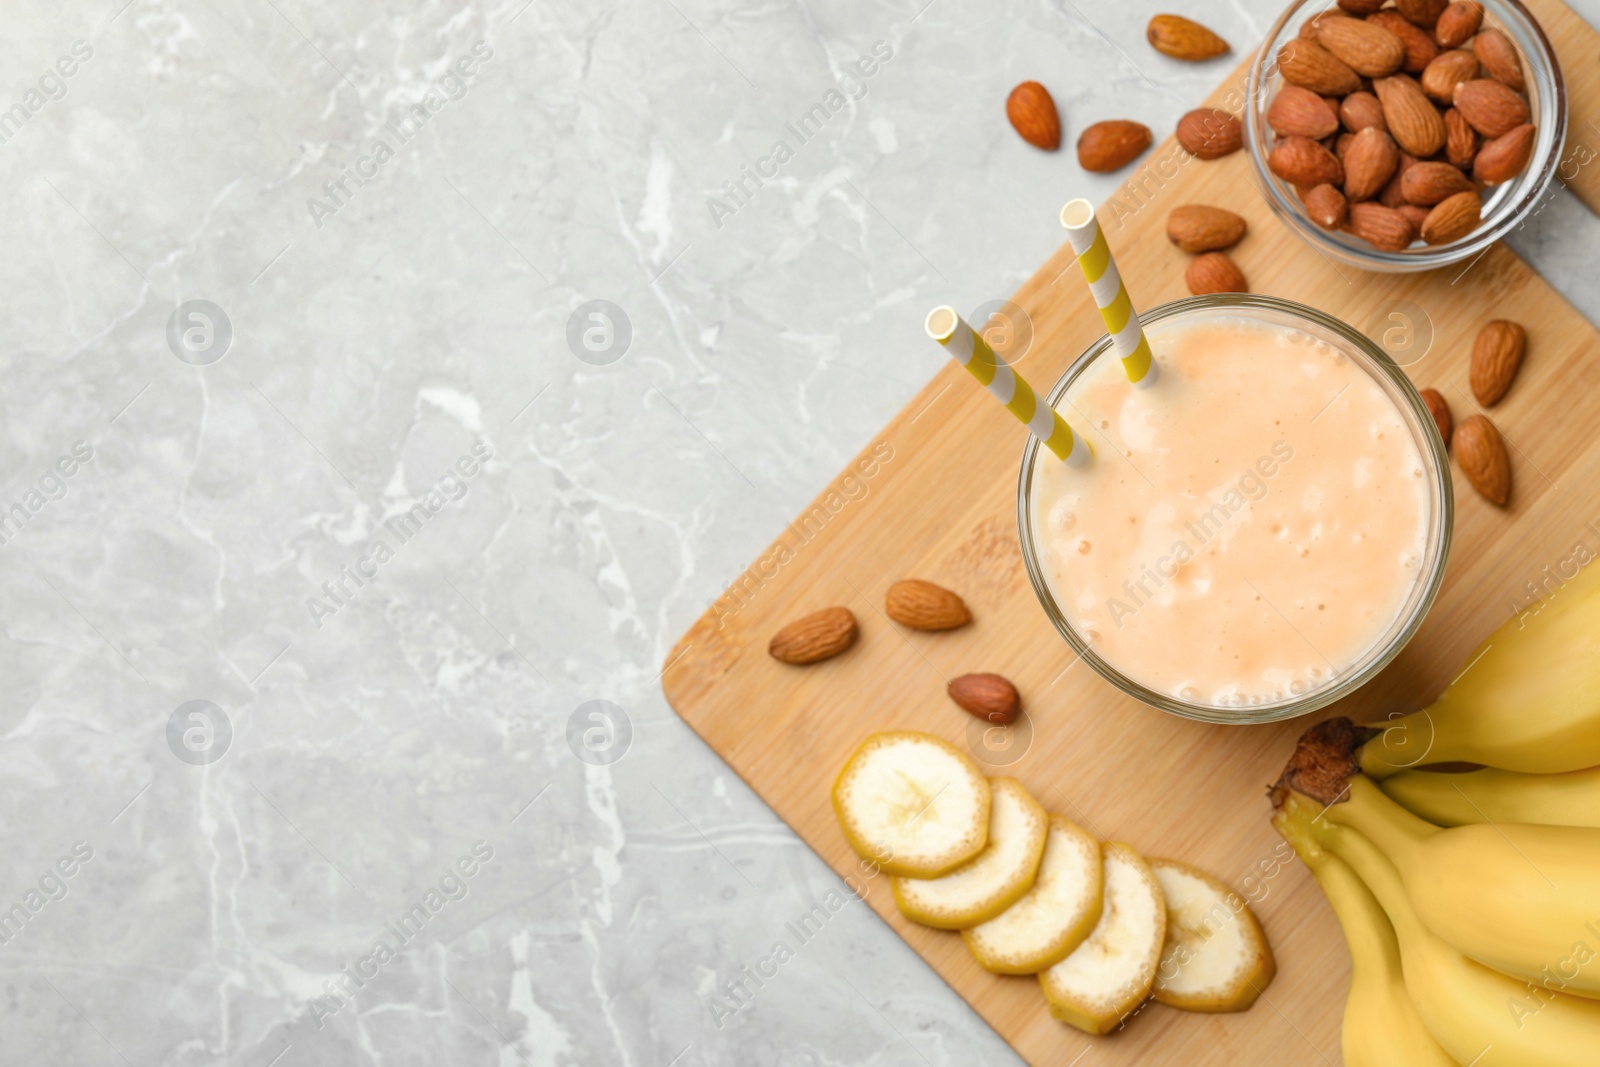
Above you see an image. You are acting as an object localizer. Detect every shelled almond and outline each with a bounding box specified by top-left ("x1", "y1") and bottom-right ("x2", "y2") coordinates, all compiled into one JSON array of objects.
[{"x1": 1264, "y1": 3, "x2": 1541, "y2": 251}]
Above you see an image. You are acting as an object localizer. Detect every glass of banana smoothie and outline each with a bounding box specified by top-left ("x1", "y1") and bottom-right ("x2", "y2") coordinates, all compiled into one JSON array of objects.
[{"x1": 1019, "y1": 295, "x2": 1452, "y2": 725}]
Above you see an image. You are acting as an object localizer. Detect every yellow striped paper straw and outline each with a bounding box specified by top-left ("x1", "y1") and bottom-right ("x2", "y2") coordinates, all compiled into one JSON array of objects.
[
  {"x1": 1059, "y1": 198, "x2": 1158, "y2": 389},
  {"x1": 925, "y1": 306, "x2": 1091, "y2": 467}
]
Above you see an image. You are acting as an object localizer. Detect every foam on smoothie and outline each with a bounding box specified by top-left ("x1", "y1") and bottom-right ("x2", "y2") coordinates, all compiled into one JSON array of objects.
[{"x1": 1029, "y1": 315, "x2": 1430, "y2": 708}]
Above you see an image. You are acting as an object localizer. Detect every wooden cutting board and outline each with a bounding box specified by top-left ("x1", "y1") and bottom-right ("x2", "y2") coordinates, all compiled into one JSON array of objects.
[{"x1": 663, "y1": 6, "x2": 1600, "y2": 1063}]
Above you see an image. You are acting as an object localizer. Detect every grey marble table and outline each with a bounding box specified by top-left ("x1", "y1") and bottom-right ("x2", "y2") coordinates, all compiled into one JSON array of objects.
[{"x1": 4, "y1": 1, "x2": 1599, "y2": 1064}]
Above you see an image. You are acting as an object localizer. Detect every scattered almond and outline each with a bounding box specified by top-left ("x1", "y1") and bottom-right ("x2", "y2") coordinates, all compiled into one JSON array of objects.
[
  {"x1": 1420, "y1": 49, "x2": 1480, "y2": 103},
  {"x1": 1394, "y1": 0, "x2": 1448, "y2": 29},
  {"x1": 1147, "y1": 14, "x2": 1230, "y2": 61},
  {"x1": 1401, "y1": 160, "x2": 1475, "y2": 205},
  {"x1": 769, "y1": 607, "x2": 859, "y2": 664},
  {"x1": 1269, "y1": 135, "x2": 1346, "y2": 186},
  {"x1": 1185, "y1": 251, "x2": 1248, "y2": 295},
  {"x1": 1340, "y1": 90, "x2": 1388, "y2": 132},
  {"x1": 1444, "y1": 108, "x2": 1479, "y2": 169},
  {"x1": 1166, "y1": 205, "x2": 1247, "y2": 253},
  {"x1": 1420, "y1": 189, "x2": 1482, "y2": 243},
  {"x1": 1278, "y1": 38, "x2": 1363, "y2": 96},
  {"x1": 1421, "y1": 387, "x2": 1453, "y2": 447},
  {"x1": 885, "y1": 579, "x2": 971, "y2": 631},
  {"x1": 1176, "y1": 107, "x2": 1243, "y2": 159},
  {"x1": 1455, "y1": 414, "x2": 1511, "y2": 506},
  {"x1": 1473, "y1": 123, "x2": 1535, "y2": 184},
  {"x1": 1316, "y1": 17, "x2": 1405, "y2": 77},
  {"x1": 1269, "y1": 85, "x2": 1342, "y2": 139},
  {"x1": 1078, "y1": 120, "x2": 1152, "y2": 172},
  {"x1": 1006, "y1": 82, "x2": 1060, "y2": 151},
  {"x1": 1470, "y1": 320, "x2": 1526, "y2": 405},
  {"x1": 1344, "y1": 127, "x2": 1401, "y2": 200},
  {"x1": 947, "y1": 673, "x2": 1021, "y2": 725},
  {"x1": 1433, "y1": 2, "x2": 1483, "y2": 49},
  {"x1": 1304, "y1": 183, "x2": 1349, "y2": 229},
  {"x1": 1453, "y1": 79, "x2": 1530, "y2": 138},
  {"x1": 1366, "y1": 10, "x2": 1439, "y2": 74},
  {"x1": 1473, "y1": 28, "x2": 1525, "y2": 92},
  {"x1": 1374, "y1": 74, "x2": 1447, "y2": 156},
  {"x1": 1348, "y1": 201, "x2": 1417, "y2": 250}
]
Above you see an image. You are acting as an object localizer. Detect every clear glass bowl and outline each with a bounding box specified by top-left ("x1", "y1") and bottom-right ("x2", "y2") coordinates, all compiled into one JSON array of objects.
[
  {"x1": 1016, "y1": 295, "x2": 1453, "y2": 725},
  {"x1": 1246, "y1": 0, "x2": 1566, "y2": 272}
]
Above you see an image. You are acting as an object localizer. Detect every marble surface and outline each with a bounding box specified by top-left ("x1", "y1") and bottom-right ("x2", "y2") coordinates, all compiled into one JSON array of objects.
[{"x1": 4, "y1": 1, "x2": 1600, "y2": 1064}]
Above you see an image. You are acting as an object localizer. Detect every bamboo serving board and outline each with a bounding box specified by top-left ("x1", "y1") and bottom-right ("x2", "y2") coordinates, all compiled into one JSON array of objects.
[{"x1": 663, "y1": 7, "x2": 1600, "y2": 1063}]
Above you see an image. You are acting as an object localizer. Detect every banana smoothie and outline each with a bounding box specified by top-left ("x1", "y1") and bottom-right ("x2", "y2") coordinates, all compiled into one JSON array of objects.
[{"x1": 1028, "y1": 311, "x2": 1433, "y2": 709}]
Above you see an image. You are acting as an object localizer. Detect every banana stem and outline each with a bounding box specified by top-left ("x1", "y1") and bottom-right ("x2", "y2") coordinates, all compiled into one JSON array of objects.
[{"x1": 1321, "y1": 778, "x2": 1437, "y2": 876}]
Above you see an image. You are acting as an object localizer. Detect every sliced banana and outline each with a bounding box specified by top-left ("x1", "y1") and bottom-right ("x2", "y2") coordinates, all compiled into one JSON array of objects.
[
  {"x1": 962, "y1": 815, "x2": 1102, "y2": 974},
  {"x1": 832, "y1": 731, "x2": 990, "y2": 878},
  {"x1": 1039, "y1": 842, "x2": 1166, "y2": 1034},
  {"x1": 893, "y1": 778, "x2": 1048, "y2": 929},
  {"x1": 1148, "y1": 858, "x2": 1276, "y2": 1012}
]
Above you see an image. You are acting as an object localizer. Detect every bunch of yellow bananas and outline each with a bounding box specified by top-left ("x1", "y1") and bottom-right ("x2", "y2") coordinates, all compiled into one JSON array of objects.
[{"x1": 1272, "y1": 557, "x2": 1600, "y2": 1066}]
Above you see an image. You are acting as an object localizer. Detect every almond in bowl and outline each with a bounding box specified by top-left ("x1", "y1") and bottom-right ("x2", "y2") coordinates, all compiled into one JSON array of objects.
[{"x1": 1247, "y1": 0, "x2": 1564, "y2": 268}]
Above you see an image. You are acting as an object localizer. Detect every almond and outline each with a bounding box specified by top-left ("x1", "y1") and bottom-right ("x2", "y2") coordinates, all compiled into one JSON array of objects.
[
  {"x1": 1269, "y1": 135, "x2": 1346, "y2": 186},
  {"x1": 1470, "y1": 320, "x2": 1526, "y2": 406},
  {"x1": 1366, "y1": 10, "x2": 1439, "y2": 74},
  {"x1": 1344, "y1": 127, "x2": 1400, "y2": 200},
  {"x1": 1421, "y1": 48, "x2": 1480, "y2": 102},
  {"x1": 1421, "y1": 387, "x2": 1453, "y2": 448},
  {"x1": 1395, "y1": 0, "x2": 1448, "y2": 28},
  {"x1": 1304, "y1": 183, "x2": 1349, "y2": 229},
  {"x1": 1434, "y1": 2, "x2": 1483, "y2": 48},
  {"x1": 1340, "y1": 90, "x2": 1388, "y2": 132},
  {"x1": 1398, "y1": 203, "x2": 1432, "y2": 230},
  {"x1": 1473, "y1": 27, "x2": 1525, "y2": 92},
  {"x1": 1077, "y1": 119, "x2": 1152, "y2": 172},
  {"x1": 1176, "y1": 107, "x2": 1243, "y2": 159},
  {"x1": 1401, "y1": 160, "x2": 1476, "y2": 205},
  {"x1": 1375, "y1": 74, "x2": 1446, "y2": 156},
  {"x1": 1336, "y1": 131, "x2": 1356, "y2": 162},
  {"x1": 1302, "y1": 10, "x2": 1351, "y2": 40},
  {"x1": 769, "y1": 607, "x2": 858, "y2": 664},
  {"x1": 1269, "y1": 85, "x2": 1341, "y2": 139},
  {"x1": 885, "y1": 579, "x2": 971, "y2": 631},
  {"x1": 1420, "y1": 189, "x2": 1482, "y2": 243},
  {"x1": 1337, "y1": 0, "x2": 1387, "y2": 12},
  {"x1": 947, "y1": 673, "x2": 1021, "y2": 725},
  {"x1": 1472, "y1": 123, "x2": 1535, "y2": 185},
  {"x1": 1348, "y1": 201, "x2": 1418, "y2": 250},
  {"x1": 1455, "y1": 414, "x2": 1511, "y2": 506},
  {"x1": 1146, "y1": 14, "x2": 1230, "y2": 61},
  {"x1": 1185, "y1": 252, "x2": 1248, "y2": 295},
  {"x1": 1006, "y1": 81, "x2": 1060, "y2": 150},
  {"x1": 1379, "y1": 151, "x2": 1419, "y2": 206},
  {"x1": 1444, "y1": 107, "x2": 1479, "y2": 169},
  {"x1": 1277, "y1": 38, "x2": 1363, "y2": 96},
  {"x1": 1453, "y1": 79, "x2": 1530, "y2": 138},
  {"x1": 1166, "y1": 204, "x2": 1247, "y2": 253},
  {"x1": 1316, "y1": 17, "x2": 1406, "y2": 77}
]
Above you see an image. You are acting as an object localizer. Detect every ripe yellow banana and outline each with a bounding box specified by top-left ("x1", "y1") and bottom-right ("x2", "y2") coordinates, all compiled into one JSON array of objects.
[
  {"x1": 1360, "y1": 556, "x2": 1600, "y2": 778},
  {"x1": 1272, "y1": 800, "x2": 1455, "y2": 1067},
  {"x1": 1324, "y1": 776, "x2": 1600, "y2": 999},
  {"x1": 1282, "y1": 792, "x2": 1600, "y2": 1066},
  {"x1": 1382, "y1": 765, "x2": 1600, "y2": 829}
]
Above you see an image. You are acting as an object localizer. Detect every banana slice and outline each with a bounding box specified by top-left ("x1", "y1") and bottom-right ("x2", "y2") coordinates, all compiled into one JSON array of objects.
[
  {"x1": 1039, "y1": 842, "x2": 1166, "y2": 1034},
  {"x1": 1148, "y1": 858, "x2": 1276, "y2": 1012},
  {"x1": 962, "y1": 815, "x2": 1102, "y2": 974},
  {"x1": 832, "y1": 731, "x2": 990, "y2": 878},
  {"x1": 893, "y1": 778, "x2": 1048, "y2": 929}
]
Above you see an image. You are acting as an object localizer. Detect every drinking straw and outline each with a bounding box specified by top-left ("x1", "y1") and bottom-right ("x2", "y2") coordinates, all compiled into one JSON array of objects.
[
  {"x1": 925, "y1": 306, "x2": 1091, "y2": 467},
  {"x1": 1059, "y1": 198, "x2": 1158, "y2": 389}
]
